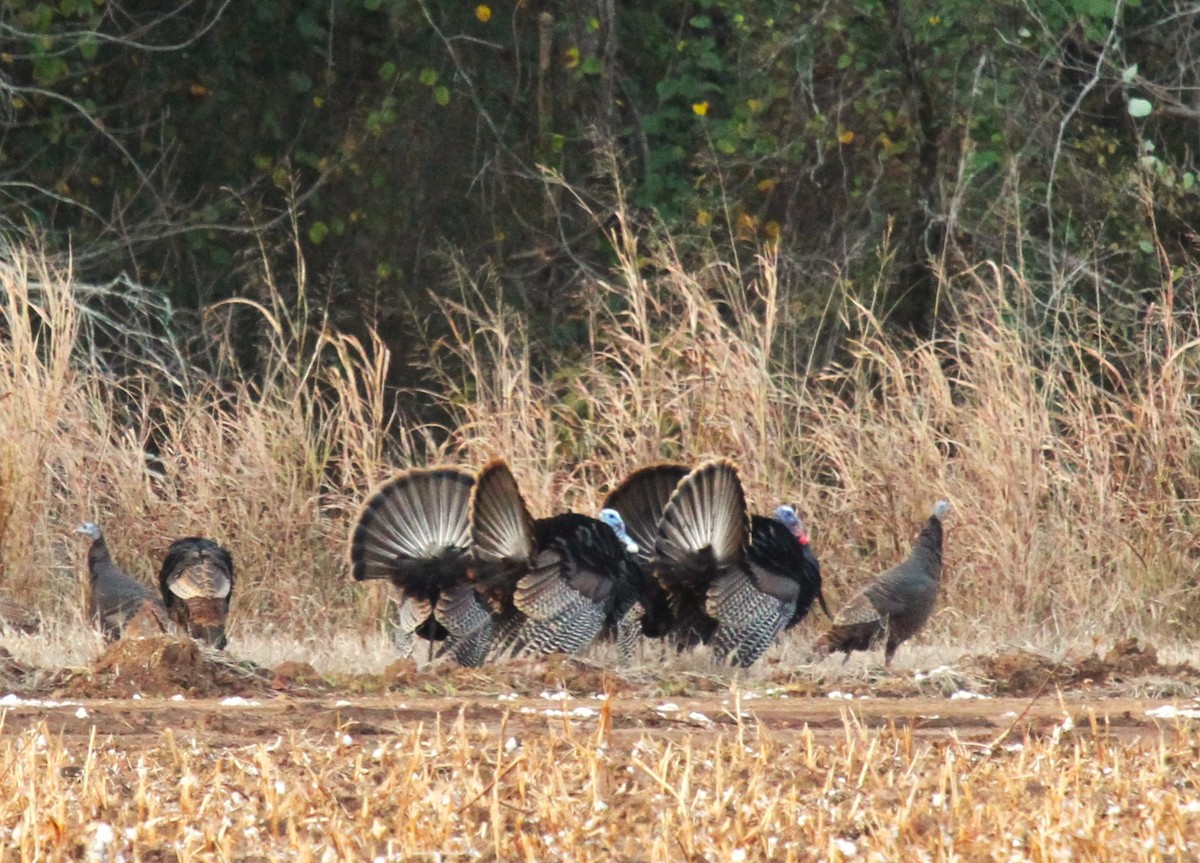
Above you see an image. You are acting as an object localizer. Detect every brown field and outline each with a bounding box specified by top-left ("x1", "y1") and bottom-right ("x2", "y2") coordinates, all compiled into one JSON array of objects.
[
  {"x1": 2, "y1": 633, "x2": 1200, "y2": 861},
  {"x1": 7, "y1": 225, "x2": 1200, "y2": 860}
]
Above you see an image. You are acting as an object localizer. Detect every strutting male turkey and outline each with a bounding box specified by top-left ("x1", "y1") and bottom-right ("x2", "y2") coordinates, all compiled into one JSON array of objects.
[
  {"x1": 599, "y1": 462, "x2": 689, "y2": 658},
  {"x1": 348, "y1": 466, "x2": 491, "y2": 666},
  {"x1": 158, "y1": 537, "x2": 235, "y2": 649},
  {"x1": 651, "y1": 459, "x2": 827, "y2": 666},
  {"x1": 74, "y1": 522, "x2": 171, "y2": 641},
  {"x1": 469, "y1": 458, "x2": 643, "y2": 661},
  {"x1": 814, "y1": 500, "x2": 950, "y2": 667}
]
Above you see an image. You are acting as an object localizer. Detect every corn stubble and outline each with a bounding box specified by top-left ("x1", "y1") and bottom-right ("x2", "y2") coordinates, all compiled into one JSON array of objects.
[{"x1": 0, "y1": 708, "x2": 1196, "y2": 861}]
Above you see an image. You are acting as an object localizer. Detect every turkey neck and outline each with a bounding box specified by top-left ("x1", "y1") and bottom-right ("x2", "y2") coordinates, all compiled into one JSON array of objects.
[
  {"x1": 908, "y1": 517, "x2": 944, "y2": 577},
  {"x1": 87, "y1": 537, "x2": 114, "y2": 578}
]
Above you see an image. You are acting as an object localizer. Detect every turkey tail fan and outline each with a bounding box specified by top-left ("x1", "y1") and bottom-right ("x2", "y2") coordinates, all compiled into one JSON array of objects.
[
  {"x1": 469, "y1": 458, "x2": 536, "y2": 598},
  {"x1": 158, "y1": 537, "x2": 235, "y2": 648},
  {"x1": 653, "y1": 458, "x2": 749, "y2": 589},
  {"x1": 348, "y1": 466, "x2": 476, "y2": 592},
  {"x1": 602, "y1": 463, "x2": 689, "y2": 566}
]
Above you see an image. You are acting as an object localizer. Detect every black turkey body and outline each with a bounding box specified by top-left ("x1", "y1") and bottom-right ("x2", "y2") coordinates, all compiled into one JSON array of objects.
[
  {"x1": 348, "y1": 467, "x2": 485, "y2": 665},
  {"x1": 469, "y1": 459, "x2": 643, "y2": 661},
  {"x1": 649, "y1": 459, "x2": 827, "y2": 667}
]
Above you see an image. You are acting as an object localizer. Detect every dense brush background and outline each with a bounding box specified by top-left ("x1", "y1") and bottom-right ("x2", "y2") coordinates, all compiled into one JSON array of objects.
[{"x1": 3, "y1": 1, "x2": 1200, "y2": 654}]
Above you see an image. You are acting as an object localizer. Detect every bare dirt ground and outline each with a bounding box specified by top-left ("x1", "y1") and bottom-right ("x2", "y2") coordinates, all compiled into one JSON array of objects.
[
  {"x1": 4, "y1": 635, "x2": 1200, "y2": 860},
  {"x1": 0, "y1": 634, "x2": 1193, "y2": 749}
]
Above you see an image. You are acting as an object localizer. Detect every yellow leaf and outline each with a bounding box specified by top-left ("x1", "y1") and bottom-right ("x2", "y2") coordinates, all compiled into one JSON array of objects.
[
  {"x1": 838, "y1": 130, "x2": 855, "y2": 144},
  {"x1": 692, "y1": 101, "x2": 709, "y2": 117},
  {"x1": 313, "y1": 96, "x2": 324, "y2": 108},
  {"x1": 736, "y1": 213, "x2": 758, "y2": 238},
  {"x1": 764, "y1": 221, "x2": 782, "y2": 243},
  {"x1": 475, "y1": 4, "x2": 492, "y2": 22},
  {"x1": 696, "y1": 210, "x2": 712, "y2": 227},
  {"x1": 756, "y1": 178, "x2": 777, "y2": 193},
  {"x1": 89, "y1": 176, "x2": 102, "y2": 187},
  {"x1": 189, "y1": 83, "x2": 209, "y2": 97},
  {"x1": 928, "y1": 15, "x2": 941, "y2": 25},
  {"x1": 0, "y1": 53, "x2": 13, "y2": 65},
  {"x1": 564, "y1": 47, "x2": 581, "y2": 69},
  {"x1": 746, "y1": 98, "x2": 763, "y2": 113}
]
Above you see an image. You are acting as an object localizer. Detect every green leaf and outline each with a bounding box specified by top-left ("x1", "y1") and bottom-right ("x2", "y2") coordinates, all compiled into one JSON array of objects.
[
  {"x1": 1121, "y1": 64, "x2": 1138, "y2": 83},
  {"x1": 364, "y1": 0, "x2": 383, "y2": 9},
  {"x1": 1138, "y1": 240, "x2": 1155, "y2": 254},
  {"x1": 289, "y1": 71, "x2": 313, "y2": 94},
  {"x1": 78, "y1": 36, "x2": 98, "y2": 62},
  {"x1": 689, "y1": 15, "x2": 712, "y2": 28},
  {"x1": 433, "y1": 85, "x2": 450, "y2": 106},
  {"x1": 419, "y1": 68, "x2": 438, "y2": 87},
  {"x1": 378, "y1": 61, "x2": 396, "y2": 80},
  {"x1": 309, "y1": 221, "x2": 329, "y2": 244},
  {"x1": 1127, "y1": 97, "x2": 1152, "y2": 118},
  {"x1": 836, "y1": 53, "x2": 852, "y2": 70},
  {"x1": 1184, "y1": 172, "x2": 1195, "y2": 190}
]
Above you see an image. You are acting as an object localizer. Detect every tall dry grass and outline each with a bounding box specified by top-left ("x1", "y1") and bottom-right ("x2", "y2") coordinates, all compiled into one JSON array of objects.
[
  {"x1": 0, "y1": 242, "x2": 402, "y2": 637},
  {"x1": 428, "y1": 230, "x2": 1200, "y2": 646},
  {"x1": 3, "y1": 223, "x2": 1200, "y2": 650}
]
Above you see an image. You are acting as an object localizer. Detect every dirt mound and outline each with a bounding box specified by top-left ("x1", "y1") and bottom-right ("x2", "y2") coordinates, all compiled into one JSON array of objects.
[
  {"x1": 269, "y1": 660, "x2": 329, "y2": 692},
  {"x1": 60, "y1": 637, "x2": 270, "y2": 698},
  {"x1": 970, "y1": 638, "x2": 1192, "y2": 697},
  {"x1": 329, "y1": 654, "x2": 638, "y2": 698}
]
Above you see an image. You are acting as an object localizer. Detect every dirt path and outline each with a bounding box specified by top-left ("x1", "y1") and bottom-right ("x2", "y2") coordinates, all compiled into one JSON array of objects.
[{"x1": 0, "y1": 691, "x2": 1187, "y2": 749}]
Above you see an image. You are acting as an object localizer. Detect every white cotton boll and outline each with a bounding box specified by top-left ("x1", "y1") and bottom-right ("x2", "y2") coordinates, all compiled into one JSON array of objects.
[
  {"x1": 834, "y1": 837, "x2": 858, "y2": 857},
  {"x1": 86, "y1": 823, "x2": 117, "y2": 863}
]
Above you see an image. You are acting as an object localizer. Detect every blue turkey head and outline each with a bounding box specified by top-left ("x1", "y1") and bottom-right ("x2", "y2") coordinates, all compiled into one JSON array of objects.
[
  {"x1": 598, "y1": 508, "x2": 639, "y2": 554},
  {"x1": 772, "y1": 505, "x2": 810, "y2": 544}
]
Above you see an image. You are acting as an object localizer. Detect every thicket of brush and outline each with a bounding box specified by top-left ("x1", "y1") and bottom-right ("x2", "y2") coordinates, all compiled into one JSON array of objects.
[{"x1": 2, "y1": 221, "x2": 1199, "y2": 650}]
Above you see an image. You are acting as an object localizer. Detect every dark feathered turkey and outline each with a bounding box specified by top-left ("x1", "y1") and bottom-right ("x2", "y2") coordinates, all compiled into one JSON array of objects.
[
  {"x1": 348, "y1": 466, "x2": 490, "y2": 666},
  {"x1": 652, "y1": 459, "x2": 827, "y2": 667},
  {"x1": 814, "y1": 500, "x2": 950, "y2": 666},
  {"x1": 470, "y1": 458, "x2": 642, "y2": 660},
  {"x1": 74, "y1": 522, "x2": 170, "y2": 641},
  {"x1": 158, "y1": 537, "x2": 235, "y2": 649},
  {"x1": 600, "y1": 462, "x2": 690, "y2": 658}
]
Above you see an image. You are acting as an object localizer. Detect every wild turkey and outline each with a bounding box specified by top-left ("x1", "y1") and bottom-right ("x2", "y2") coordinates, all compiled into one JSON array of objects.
[
  {"x1": 348, "y1": 466, "x2": 488, "y2": 665},
  {"x1": 74, "y1": 522, "x2": 171, "y2": 641},
  {"x1": 470, "y1": 458, "x2": 643, "y2": 660},
  {"x1": 652, "y1": 459, "x2": 827, "y2": 667},
  {"x1": 814, "y1": 500, "x2": 950, "y2": 667},
  {"x1": 752, "y1": 505, "x2": 829, "y2": 627},
  {"x1": 600, "y1": 463, "x2": 690, "y2": 655},
  {"x1": 158, "y1": 537, "x2": 235, "y2": 649}
]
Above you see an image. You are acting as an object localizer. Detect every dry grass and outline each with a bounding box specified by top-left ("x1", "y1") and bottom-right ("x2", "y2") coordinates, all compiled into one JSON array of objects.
[
  {"x1": 3, "y1": 226, "x2": 1200, "y2": 651},
  {"x1": 1, "y1": 701, "x2": 1199, "y2": 861}
]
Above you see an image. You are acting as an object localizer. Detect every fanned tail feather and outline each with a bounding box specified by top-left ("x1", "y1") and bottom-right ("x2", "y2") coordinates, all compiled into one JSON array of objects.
[
  {"x1": 349, "y1": 467, "x2": 475, "y2": 591},
  {"x1": 654, "y1": 459, "x2": 749, "y2": 588},
  {"x1": 602, "y1": 463, "x2": 689, "y2": 566},
  {"x1": 470, "y1": 459, "x2": 536, "y2": 595}
]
